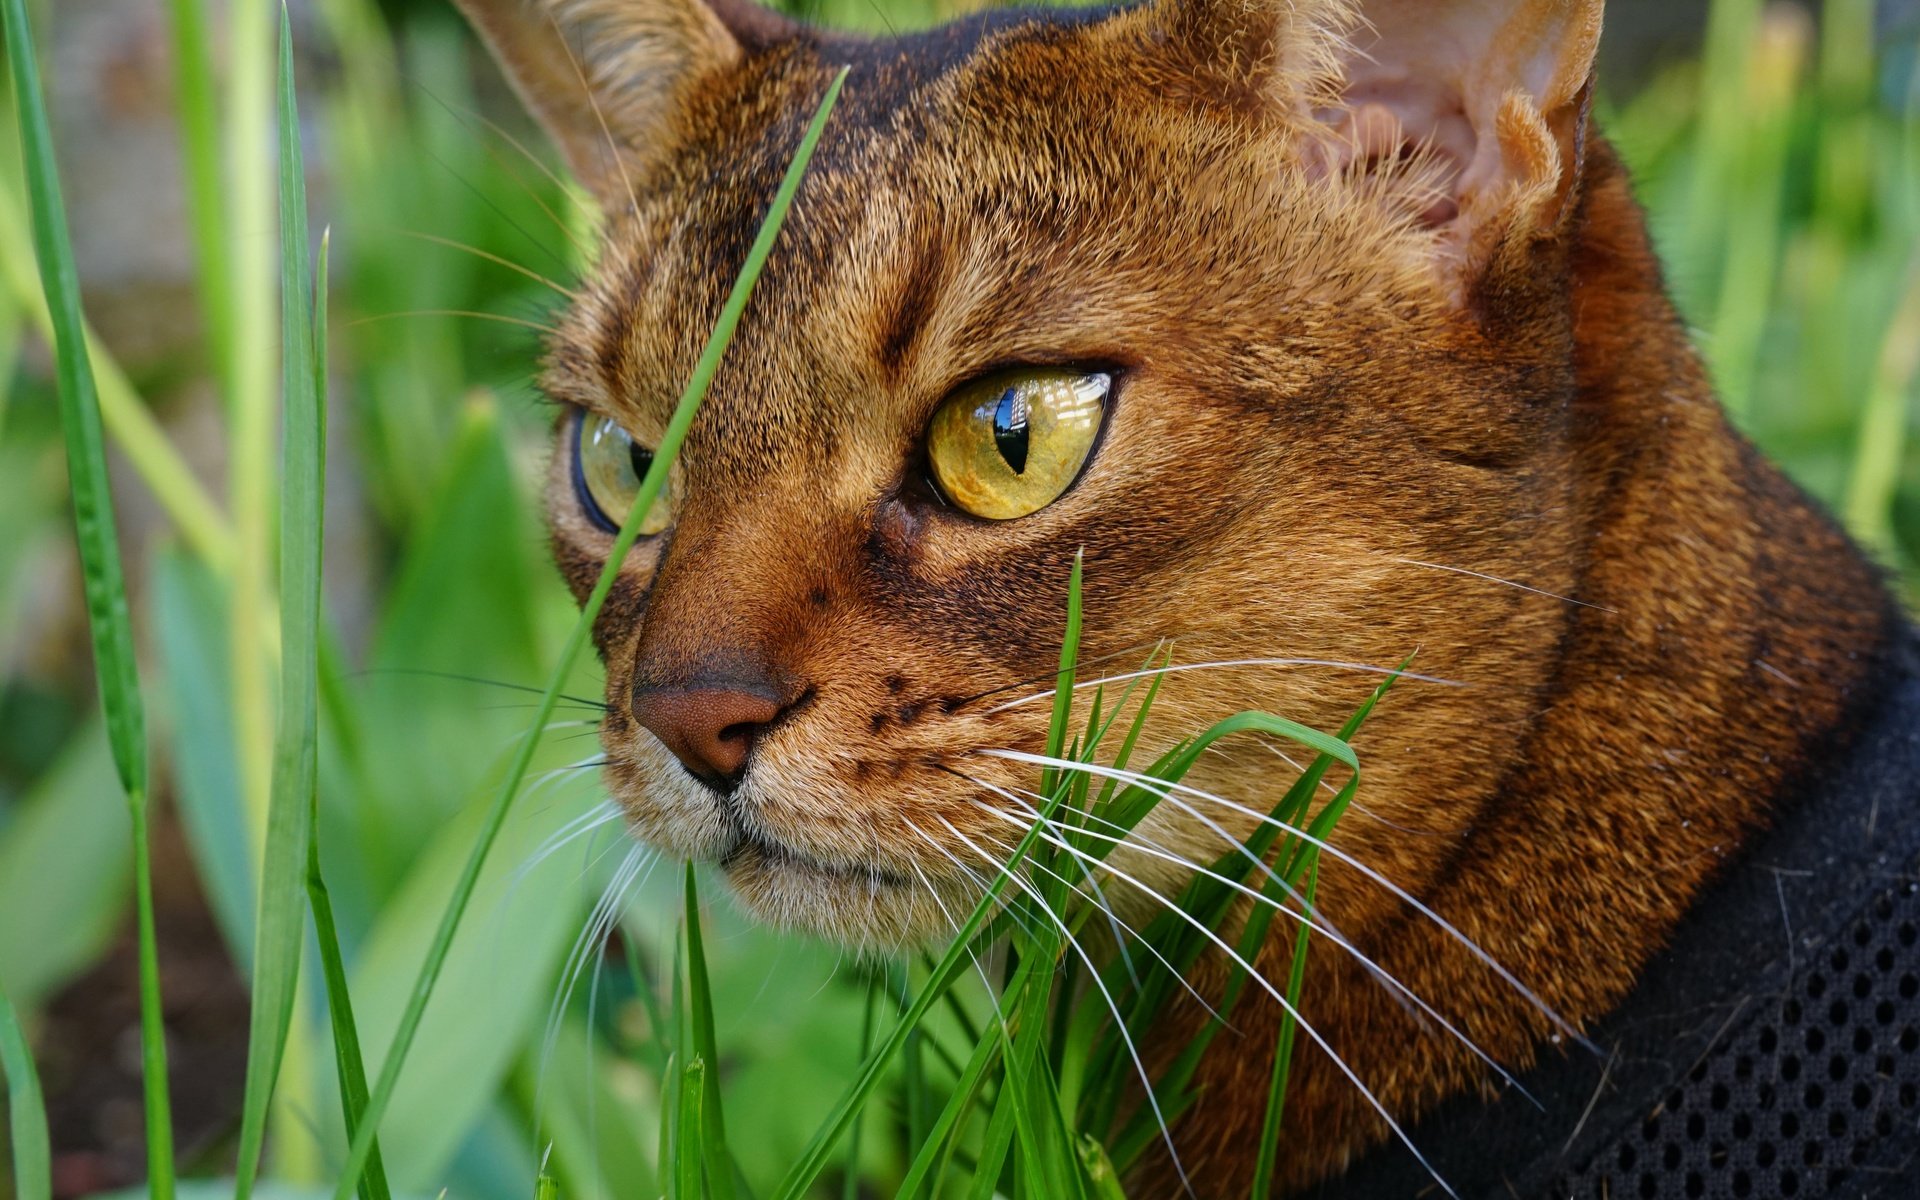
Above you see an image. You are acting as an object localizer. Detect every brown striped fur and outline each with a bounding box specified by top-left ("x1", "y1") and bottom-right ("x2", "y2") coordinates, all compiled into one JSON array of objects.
[{"x1": 452, "y1": 0, "x2": 1901, "y2": 1191}]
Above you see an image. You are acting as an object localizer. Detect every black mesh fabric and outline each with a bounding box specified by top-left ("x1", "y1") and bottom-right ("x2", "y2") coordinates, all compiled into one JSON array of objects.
[
  {"x1": 1551, "y1": 883, "x2": 1920, "y2": 1199},
  {"x1": 1311, "y1": 631, "x2": 1920, "y2": 1200}
]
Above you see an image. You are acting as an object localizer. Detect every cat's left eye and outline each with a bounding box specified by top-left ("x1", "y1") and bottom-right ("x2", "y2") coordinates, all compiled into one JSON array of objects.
[
  {"x1": 925, "y1": 368, "x2": 1110, "y2": 520},
  {"x1": 572, "y1": 409, "x2": 674, "y2": 535}
]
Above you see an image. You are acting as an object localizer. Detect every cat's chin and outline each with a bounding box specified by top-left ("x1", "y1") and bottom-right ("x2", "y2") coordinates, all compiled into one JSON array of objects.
[{"x1": 718, "y1": 835, "x2": 964, "y2": 950}]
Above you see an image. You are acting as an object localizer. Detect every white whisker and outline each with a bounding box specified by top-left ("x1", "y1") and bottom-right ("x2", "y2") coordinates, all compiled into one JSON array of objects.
[
  {"x1": 1389, "y1": 557, "x2": 1614, "y2": 613},
  {"x1": 958, "y1": 775, "x2": 1233, "y2": 1022},
  {"x1": 515, "y1": 796, "x2": 624, "y2": 885},
  {"x1": 971, "y1": 799, "x2": 1534, "y2": 1103},
  {"x1": 984, "y1": 658, "x2": 1464, "y2": 715},
  {"x1": 906, "y1": 821, "x2": 1044, "y2": 947},
  {"x1": 533, "y1": 843, "x2": 652, "y2": 1143},
  {"x1": 939, "y1": 818, "x2": 1195, "y2": 1197},
  {"x1": 900, "y1": 824, "x2": 1017, "y2": 1044},
  {"x1": 966, "y1": 822, "x2": 1225, "y2": 1026},
  {"x1": 963, "y1": 806, "x2": 1454, "y2": 1197},
  {"x1": 978, "y1": 749, "x2": 1584, "y2": 1050}
]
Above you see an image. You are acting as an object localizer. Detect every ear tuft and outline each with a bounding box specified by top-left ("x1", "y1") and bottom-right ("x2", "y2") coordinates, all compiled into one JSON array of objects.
[
  {"x1": 1321, "y1": 0, "x2": 1604, "y2": 286},
  {"x1": 1158, "y1": 0, "x2": 1603, "y2": 295},
  {"x1": 453, "y1": 0, "x2": 779, "y2": 206},
  {"x1": 1150, "y1": 0, "x2": 1361, "y2": 114}
]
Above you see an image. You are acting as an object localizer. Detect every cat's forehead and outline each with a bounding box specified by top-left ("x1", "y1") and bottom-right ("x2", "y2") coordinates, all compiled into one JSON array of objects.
[{"x1": 545, "y1": 4, "x2": 1388, "y2": 481}]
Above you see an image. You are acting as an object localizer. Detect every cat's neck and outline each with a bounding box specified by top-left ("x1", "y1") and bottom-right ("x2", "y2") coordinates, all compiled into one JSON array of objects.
[{"x1": 1160, "y1": 138, "x2": 1906, "y2": 1196}]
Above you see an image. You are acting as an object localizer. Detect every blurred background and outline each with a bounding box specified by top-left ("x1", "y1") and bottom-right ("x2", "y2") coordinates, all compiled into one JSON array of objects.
[{"x1": 0, "y1": 0, "x2": 1917, "y2": 1195}]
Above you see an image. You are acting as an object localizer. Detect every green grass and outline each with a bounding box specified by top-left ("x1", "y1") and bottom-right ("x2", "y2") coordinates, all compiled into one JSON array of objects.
[
  {"x1": 0, "y1": 989, "x2": 50, "y2": 1200},
  {"x1": 234, "y1": 16, "x2": 338, "y2": 1199},
  {"x1": 1, "y1": 0, "x2": 172, "y2": 1194},
  {"x1": 0, "y1": 1, "x2": 1917, "y2": 1198}
]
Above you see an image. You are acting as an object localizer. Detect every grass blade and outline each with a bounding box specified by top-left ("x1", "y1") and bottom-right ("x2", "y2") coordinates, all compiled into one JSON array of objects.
[
  {"x1": 894, "y1": 1011, "x2": 1002, "y2": 1199},
  {"x1": 1249, "y1": 859, "x2": 1317, "y2": 1198},
  {"x1": 234, "y1": 13, "x2": 324, "y2": 1195},
  {"x1": 163, "y1": 0, "x2": 235, "y2": 397},
  {"x1": 0, "y1": 0, "x2": 146, "y2": 809},
  {"x1": 326, "y1": 67, "x2": 851, "y2": 1200},
  {"x1": 1040, "y1": 552, "x2": 1085, "y2": 795},
  {"x1": 965, "y1": 1087, "x2": 1019, "y2": 1200},
  {"x1": 301, "y1": 233, "x2": 393, "y2": 1200},
  {"x1": 845, "y1": 977, "x2": 881, "y2": 1200},
  {"x1": 1, "y1": 0, "x2": 174, "y2": 1192},
  {"x1": 1844, "y1": 255, "x2": 1920, "y2": 556},
  {"x1": 682, "y1": 866, "x2": 736, "y2": 1200},
  {"x1": 308, "y1": 838, "x2": 393, "y2": 1200},
  {"x1": 0, "y1": 989, "x2": 50, "y2": 1200},
  {"x1": 677, "y1": 1057, "x2": 708, "y2": 1200}
]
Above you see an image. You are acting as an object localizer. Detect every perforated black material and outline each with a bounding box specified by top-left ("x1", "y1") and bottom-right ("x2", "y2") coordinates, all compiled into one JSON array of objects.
[
  {"x1": 1311, "y1": 631, "x2": 1920, "y2": 1200},
  {"x1": 1552, "y1": 883, "x2": 1920, "y2": 1199}
]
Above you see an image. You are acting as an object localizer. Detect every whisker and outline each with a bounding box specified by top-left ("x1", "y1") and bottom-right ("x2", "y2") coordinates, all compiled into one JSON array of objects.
[
  {"x1": 477, "y1": 701, "x2": 607, "y2": 718},
  {"x1": 961, "y1": 772, "x2": 1144, "y2": 989},
  {"x1": 979, "y1": 750, "x2": 1587, "y2": 1051},
  {"x1": 516, "y1": 796, "x2": 625, "y2": 885},
  {"x1": 935, "y1": 763, "x2": 1193, "y2": 869},
  {"x1": 419, "y1": 142, "x2": 579, "y2": 275},
  {"x1": 348, "y1": 667, "x2": 608, "y2": 711},
  {"x1": 971, "y1": 799, "x2": 1535, "y2": 1103},
  {"x1": 392, "y1": 230, "x2": 579, "y2": 298},
  {"x1": 900, "y1": 825, "x2": 1020, "y2": 1045},
  {"x1": 985, "y1": 658, "x2": 1465, "y2": 716},
  {"x1": 533, "y1": 843, "x2": 652, "y2": 1138},
  {"x1": 939, "y1": 818, "x2": 1195, "y2": 1197},
  {"x1": 951, "y1": 769, "x2": 1238, "y2": 1015},
  {"x1": 405, "y1": 80, "x2": 597, "y2": 259},
  {"x1": 968, "y1": 805, "x2": 1454, "y2": 1197},
  {"x1": 331, "y1": 37, "x2": 585, "y2": 268},
  {"x1": 906, "y1": 821, "x2": 1044, "y2": 946},
  {"x1": 544, "y1": 7, "x2": 642, "y2": 219},
  {"x1": 343, "y1": 309, "x2": 557, "y2": 334},
  {"x1": 946, "y1": 639, "x2": 1173, "y2": 710},
  {"x1": 1389, "y1": 557, "x2": 1615, "y2": 613},
  {"x1": 965, "y1": 821, "x2": 1224, "y2": 1026}
]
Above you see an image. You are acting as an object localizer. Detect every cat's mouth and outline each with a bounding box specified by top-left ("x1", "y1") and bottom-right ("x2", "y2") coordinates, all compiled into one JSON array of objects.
[{"x1": 717, "y1": 827, "x2": 914, "y2": 890}]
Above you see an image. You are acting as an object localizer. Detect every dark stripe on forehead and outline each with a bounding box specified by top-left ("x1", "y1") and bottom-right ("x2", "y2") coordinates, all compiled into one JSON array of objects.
[
  {"x1": 582, "y1": 3, "x2": 1128, "y2": 441},
  {"x1": 806, "y1": 5, "x2": 1120, "y2": 91}
]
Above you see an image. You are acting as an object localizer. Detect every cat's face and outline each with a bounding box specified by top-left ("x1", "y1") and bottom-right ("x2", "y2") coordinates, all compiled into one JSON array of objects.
[{"x1": 466, "y1": 0, "x2": 1603, "y2": 948}]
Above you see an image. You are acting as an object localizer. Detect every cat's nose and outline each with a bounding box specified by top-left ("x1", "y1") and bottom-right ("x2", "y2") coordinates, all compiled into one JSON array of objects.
[{"x1": 629, "y1": 683, "x2": 787, "y2": 787}]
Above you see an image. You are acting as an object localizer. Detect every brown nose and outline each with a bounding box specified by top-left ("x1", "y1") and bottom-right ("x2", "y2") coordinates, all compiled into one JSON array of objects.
[{"x1": 629, "y1": 683, "x2": 787, "y2": 787}]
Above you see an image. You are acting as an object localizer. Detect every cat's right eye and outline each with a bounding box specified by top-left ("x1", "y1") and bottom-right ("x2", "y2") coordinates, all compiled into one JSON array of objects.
[
  {"x1": 925, "y1": 368, "x2": 1110, "y2": 520},
  {"x1": 572, "y1": 410, "x2": 675, "y2": 535}
]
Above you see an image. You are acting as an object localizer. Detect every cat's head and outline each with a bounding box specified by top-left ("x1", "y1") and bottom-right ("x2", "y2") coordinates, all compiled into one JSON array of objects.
[{"x1": 456, "y1": 0, "x2": 1605, "y2": 949}]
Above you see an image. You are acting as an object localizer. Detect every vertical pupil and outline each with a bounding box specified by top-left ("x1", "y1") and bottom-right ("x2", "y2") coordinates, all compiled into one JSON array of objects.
[
  {"x1": 992, "y1": 387, "x2": 1029, "y2": 475},
  {"x1": 629, "y1": 441, "x2": 654, "y2": 483}
]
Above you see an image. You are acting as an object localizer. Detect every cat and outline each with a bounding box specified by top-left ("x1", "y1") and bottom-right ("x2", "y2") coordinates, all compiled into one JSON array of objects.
[{"x1": 450, "y1": 0, "x2": 1920, "y2": 1194}]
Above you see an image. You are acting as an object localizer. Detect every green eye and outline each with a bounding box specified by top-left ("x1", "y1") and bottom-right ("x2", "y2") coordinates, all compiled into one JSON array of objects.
[
  {"x1": 926, "y1": 369, "x2": 1110, "y2": 520},
  {"x1": 572, "y1": 410, "x2": 674, "y2": 535}
]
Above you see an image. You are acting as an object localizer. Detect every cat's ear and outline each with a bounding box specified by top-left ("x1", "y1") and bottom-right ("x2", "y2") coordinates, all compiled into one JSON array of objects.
[
  {"x1": 1162, "y1": 0, "x2": 1603, "y2": 290},
  {"x1": 451, "y1": 0, "x2": 789, "y2": 205}
]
